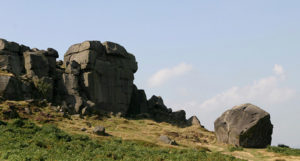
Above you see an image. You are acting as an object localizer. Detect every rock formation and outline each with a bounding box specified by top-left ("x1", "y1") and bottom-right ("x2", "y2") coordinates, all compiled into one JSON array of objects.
[
  {"x1": 187, "y1": 116, "x2": 203, "y2": 127},
  {"x1": 0, "y1": 38, "x2": 188, "y2": 126},
  {"x1": 214, "y1": 103, "x2": 273, "y2": 148},
  {"x1": 62, "y1": 40, "x2": 137, "y2": 115}
]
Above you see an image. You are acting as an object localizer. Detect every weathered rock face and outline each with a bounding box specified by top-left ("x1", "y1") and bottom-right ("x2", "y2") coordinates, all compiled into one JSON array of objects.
[
  {"x1": 0, "y1": 39, "x2": 27, "y2": 76},
  {"x1": 24, "y1": 49, "x2": 58, "y2": 78},
  {"x1": 62, "y1": 40, "x2": 137, "y2": 114},
  {"x1": 214, "y1": 103, "x2": 273, "y2": 148},
  {"x1": 127, "y1": 85, "x2": 148, "y2": 115},
  {"x1": 0, "y1": 39, "x2": 59, "y2": 101},
  {"x1": 0, "y1": 75, "x2": 22, "y2": 99}
]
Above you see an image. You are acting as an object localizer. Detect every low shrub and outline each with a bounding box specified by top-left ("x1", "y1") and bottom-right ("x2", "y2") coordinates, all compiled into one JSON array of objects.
[
  {"x1": 228, "y1": 145, "x2": 244, "y2": 152},
  {"x1": 267, "y1": 145, "x2": 300, "y2": 156}
]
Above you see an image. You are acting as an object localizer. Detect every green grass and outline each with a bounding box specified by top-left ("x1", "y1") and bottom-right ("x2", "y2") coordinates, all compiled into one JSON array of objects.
[
  {"x1": 228, "y1": 145, "x2": 243, "y2": 152},
  {"x1": 267, "y1": 146, "x2": 300, "y2": 156},
  {"x1": 0, "y1": 119, "x2": 245, "y2": 161}
]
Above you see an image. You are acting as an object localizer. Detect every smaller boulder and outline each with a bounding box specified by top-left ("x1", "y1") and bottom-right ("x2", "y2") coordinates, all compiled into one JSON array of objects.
[
  {"x1": 159, "y1": 135, "x2": 177, "y2": 145},
  {"x1": 187, "y1": 116, "x2": 202, "y2": 127},
  {"x1": 81, "y1": 127, "x2": 87, "y2": 131},
  {"x1": 93, "y1": 126, "x2": 106, "y2": 136}
]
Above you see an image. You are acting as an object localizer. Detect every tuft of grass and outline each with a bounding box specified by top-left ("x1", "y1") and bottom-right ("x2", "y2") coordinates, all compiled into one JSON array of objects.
[
  {"x1": 267, "y1": 146, "x2": 300, "y2": 156},
  {"x1": 0, "y1": 120, "x2": 245, "y2": 161},
  {"x1": 228, "y1": 145, "x2": 244, "y2": 152}
]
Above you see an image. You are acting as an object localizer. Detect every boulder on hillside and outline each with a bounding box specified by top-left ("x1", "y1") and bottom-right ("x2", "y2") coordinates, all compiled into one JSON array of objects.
[
  {"x1": 93, "y1": 126, "x2": 106, "y2": 136},
  {"x1": 159, "y1": 135, "x2": 177, "y2": 145},
  {"x1": 214, "y1": 103, "x2": 273, "y2": 148},
  {"x1": 187, "y1": 116, "x2": 202, "y2": 127}
]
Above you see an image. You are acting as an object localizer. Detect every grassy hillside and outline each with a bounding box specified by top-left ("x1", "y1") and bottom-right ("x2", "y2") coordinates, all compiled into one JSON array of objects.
[
  {"x1": 0, "y1": 119, "x2": 243, "y2": 161},
  {"x1": 0, "y1": 100, "x2": 300, "y2": 161}
]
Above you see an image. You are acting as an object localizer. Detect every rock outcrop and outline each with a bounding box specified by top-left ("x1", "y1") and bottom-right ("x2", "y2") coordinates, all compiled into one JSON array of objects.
[
  {"x1": 187, "y1": 116, "x2": 202, "y2": 127},
  {"x1": 214, "y1": 103, "x2": 273, "y2": 148},
  {"x1": 0, "y1": 38, "x2": 189, "y2": 126},
  {"x1": 62, "y1": 40, "x2": 137, "y2": 115}
]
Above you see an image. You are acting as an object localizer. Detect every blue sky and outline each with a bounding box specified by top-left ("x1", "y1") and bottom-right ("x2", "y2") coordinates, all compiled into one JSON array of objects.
[{"x1": 1, "y1": 1, "x2": 300, "y2": 148}]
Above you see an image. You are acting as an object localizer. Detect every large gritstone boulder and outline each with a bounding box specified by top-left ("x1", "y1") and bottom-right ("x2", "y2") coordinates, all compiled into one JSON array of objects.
[
  {"x1": 214, "y1": 103, "x2": 273, "y2": 148},
  {"x1": 63, "y1": 40, "x2": 138, "y2": 114}
]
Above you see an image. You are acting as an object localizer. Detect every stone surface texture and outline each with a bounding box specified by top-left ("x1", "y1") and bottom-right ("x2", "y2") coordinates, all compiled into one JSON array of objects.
[{"x1": 214, "y1": 103, "x2": 273, "y2": 148}]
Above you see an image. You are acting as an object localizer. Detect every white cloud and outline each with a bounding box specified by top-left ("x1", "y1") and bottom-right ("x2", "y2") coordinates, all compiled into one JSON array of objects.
[
  {"x1": 167, "y1": 64, "x2": 295, "y2": 130},
  {"x1": 273, "y1": 64, "x2": 286, "y2": 80},
  {"x1": 273, "y1": 64, "x2": 284, "y2": 76},
  {"x1": 198, "y1": 64, "x2": 294, "y2": 111},
  {"x1": 147, "y1": 63, "x2": 193, "y2": 87},
  {"x1": 198, "y1": 76, "x2": 294, "y2": 111}
]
